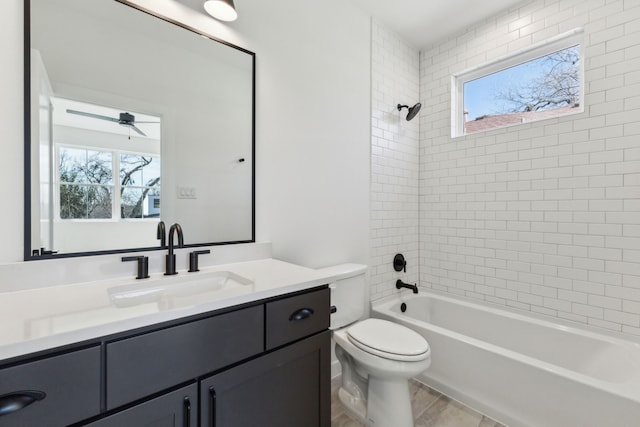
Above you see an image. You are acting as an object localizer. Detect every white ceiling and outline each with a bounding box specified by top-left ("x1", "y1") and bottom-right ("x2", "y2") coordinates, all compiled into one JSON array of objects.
[{"x1": 348, "y1": 0, "x2": 525, "y2": 49}]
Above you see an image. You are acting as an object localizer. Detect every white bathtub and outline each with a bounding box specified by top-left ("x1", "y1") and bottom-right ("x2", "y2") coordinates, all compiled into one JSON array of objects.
[{"x1": 372, "y1": 292, "x2": 640, "y2": 427}]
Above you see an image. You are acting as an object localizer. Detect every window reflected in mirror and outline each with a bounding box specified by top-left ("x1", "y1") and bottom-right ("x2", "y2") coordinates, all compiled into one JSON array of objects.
[{"x1": 38, "y1": 97, "x2": 162, "y2": 253}]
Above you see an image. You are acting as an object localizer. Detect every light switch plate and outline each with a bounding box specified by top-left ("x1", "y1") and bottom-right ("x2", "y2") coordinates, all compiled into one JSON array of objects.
[{"x1": 177, "y1": 186, "x2": 197, "y2": 199}]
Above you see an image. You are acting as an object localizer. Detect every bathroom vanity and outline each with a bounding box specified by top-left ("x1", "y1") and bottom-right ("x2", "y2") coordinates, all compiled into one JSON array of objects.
[{"x1": 0, "y1": 259, "x2": 332, "y2": 427}]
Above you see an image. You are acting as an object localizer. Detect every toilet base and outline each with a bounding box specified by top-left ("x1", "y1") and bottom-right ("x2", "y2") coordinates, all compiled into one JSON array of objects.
[
  {"x1": 366, "y1": 377, "x2": 414, "y2": 427},
  {"x1": 338, "y1": 387, "x2": 368, "y2": 424},
  {"x1": 337, "y1": 378, "x2": 414, "y2": 427}
]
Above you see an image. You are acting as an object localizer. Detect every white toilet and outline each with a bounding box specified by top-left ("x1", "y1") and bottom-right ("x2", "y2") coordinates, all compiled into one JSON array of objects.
[{"x1": 320, "y1": 264, "x2": 431, "y2": 427}]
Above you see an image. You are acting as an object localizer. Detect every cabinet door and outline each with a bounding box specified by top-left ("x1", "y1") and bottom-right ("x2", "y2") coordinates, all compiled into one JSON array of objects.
[
  {"x1": 201, "y1": 331, "x2": 330, "y2": 427},
  {"x1": 83, "y1": 383, "x2": 197, "y2": 427}
]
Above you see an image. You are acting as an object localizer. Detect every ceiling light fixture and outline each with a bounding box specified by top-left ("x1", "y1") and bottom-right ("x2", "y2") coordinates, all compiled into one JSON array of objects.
[{"x1": 204, "y1": 0, "x2": 238, "y2": 22}]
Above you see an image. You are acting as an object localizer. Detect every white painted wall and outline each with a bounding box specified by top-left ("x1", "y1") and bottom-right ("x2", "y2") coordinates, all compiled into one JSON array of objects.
[
  {"x1": 237, "y1": 1, "x2": 371, "y2": 268},
  {"x1": 0, "y1": 0, "x2": 371, "y2": 273},
  {"x1": 419, "y1": 0, "x2": 640, "y2": 336},
  {"x1": 369, "y1": 21, "x2": 421, "y2": 300},
  {"x1": 0, "y1": 0, "x2": 24, "y2": 262}
]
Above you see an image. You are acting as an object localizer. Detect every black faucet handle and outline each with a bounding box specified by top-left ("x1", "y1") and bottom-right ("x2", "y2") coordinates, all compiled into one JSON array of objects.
[
  {"x1": 122, "y1": 256, "x2": 150, "y2": 279},
  {"x1": 157, "y1": 221, "x2": 166, "y2": 248},
  {"x1": 188, "y1": 250, "x2": 211, "y2": 272},
  {"x1": 393, "y1": 254, "x2": 407, "y2": 272}
]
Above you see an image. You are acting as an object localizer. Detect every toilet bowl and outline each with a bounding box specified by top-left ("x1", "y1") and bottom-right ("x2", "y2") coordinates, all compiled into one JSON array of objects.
[
  {"x1": 318, "y1": 264, "x2": 431, "y2": 427},
  {"x1": 334, "y1": 318, "x2": 431, "y2": 427}
]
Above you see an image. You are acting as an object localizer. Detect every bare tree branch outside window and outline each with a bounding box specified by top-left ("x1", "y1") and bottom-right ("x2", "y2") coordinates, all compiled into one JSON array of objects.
[
  {"x1": 495, "y1": 46, "x2": 580, "y2": 113},
  {"x1": 59, "y1": 148, "x2": 112, "y2": 219},
  {"x1": 120, "y1": 154, "x2": 161, "y2": 219}
]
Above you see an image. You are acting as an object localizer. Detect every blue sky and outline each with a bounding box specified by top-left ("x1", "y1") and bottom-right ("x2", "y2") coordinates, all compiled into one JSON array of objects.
[{"x1": 463, "y1": 46, "x2": 579, "y2": 121}]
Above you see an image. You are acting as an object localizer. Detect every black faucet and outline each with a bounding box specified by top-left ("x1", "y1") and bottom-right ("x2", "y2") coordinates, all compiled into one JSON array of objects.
[
  {"x1": 396, "y1": 279, "x2": 418, "y2": 294},
  {"x1": 165, "y1": 223, "x2": 184, "y2": 275},
  {"x1": 122, "y1": 255, "x2": 150, "y2": 279},
  {"x1": 157, "y1": 221, "x2": 166, "y2": 248},
  {"x1": 188, "y1": 249, "x2": 211, "y2": 272}
]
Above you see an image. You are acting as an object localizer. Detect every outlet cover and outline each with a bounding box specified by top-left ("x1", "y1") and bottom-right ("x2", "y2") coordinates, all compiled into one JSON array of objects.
[{"x1": 177, "y1": 186, "x2": 197, "y2": 199}]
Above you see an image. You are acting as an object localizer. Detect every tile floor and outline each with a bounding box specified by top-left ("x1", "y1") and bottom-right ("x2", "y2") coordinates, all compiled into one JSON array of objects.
[{"x1": 331, "y1": 377, "x2": 506, "y2": 427}]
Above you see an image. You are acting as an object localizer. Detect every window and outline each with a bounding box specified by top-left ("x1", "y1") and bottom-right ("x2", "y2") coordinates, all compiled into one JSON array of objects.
[
  {"x1": 120, "y1": 153, "x2": 161, "y2": 219},
  {"x1": 452, "y1": 30, "x2": 583, "y2": 137},
  {"x1": 59, "y1": 147, "x2": 113, "y2": 219},
  {"x1": 58, "y1": 146, "x2": 160, "y2": 220}
]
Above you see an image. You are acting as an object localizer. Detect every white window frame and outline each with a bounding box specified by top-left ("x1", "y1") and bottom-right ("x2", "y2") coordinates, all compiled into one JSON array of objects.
[
  {"x1": 451, "y1": 28, "x2": 584, "y2": 138},
  {"x1": 56, "y1": 144, "x2": 161, "y2": 221},
  {"x1": 57, "y1": 145, "x2": 115, "y2": 221}
]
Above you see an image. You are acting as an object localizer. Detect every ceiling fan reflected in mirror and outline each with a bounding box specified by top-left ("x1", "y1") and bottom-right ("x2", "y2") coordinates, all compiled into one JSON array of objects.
[{"x1": 66, "y1": 109, "x2": 159, "y2": 137}]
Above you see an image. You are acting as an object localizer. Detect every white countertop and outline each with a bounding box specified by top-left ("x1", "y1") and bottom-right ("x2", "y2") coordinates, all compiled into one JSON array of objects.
[{"x1": 0, "y1": 258, "x2": 340, "y2": 362}]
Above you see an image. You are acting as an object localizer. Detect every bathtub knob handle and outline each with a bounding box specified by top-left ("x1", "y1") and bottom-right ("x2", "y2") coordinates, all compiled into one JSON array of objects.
[{"x1": 393, "y1": 254, "x2": 407, "y2": 272}]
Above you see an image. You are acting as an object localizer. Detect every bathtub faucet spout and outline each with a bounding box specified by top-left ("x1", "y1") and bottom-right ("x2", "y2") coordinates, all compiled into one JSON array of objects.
[{"x1": 396, "y1": 279, "x2": 418, "y2": 294}]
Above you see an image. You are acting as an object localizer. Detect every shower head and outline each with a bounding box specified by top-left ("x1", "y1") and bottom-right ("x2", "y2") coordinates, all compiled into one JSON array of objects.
[{"x1": 397, "y1": 103, "x2": 422, "y2": 121}]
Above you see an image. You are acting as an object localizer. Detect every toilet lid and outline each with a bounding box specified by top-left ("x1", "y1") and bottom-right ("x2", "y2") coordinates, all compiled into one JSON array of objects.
[{"x1": 346, "y1": 318, "x2": 430, "y2": 362}]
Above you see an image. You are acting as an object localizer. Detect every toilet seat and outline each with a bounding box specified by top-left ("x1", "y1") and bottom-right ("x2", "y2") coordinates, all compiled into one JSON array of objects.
[{"x1": 346, "y1": 318, "x2": 430, "y2": 362}]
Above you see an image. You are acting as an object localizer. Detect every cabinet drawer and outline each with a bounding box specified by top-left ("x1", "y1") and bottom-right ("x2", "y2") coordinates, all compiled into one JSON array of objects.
[
  {"x1": 106, "y1": 305, "x2": 263, "y2": 410},
  {"x1": 266, "y1": 287, "x2": 329, "y2": 350},
  {"x1": 0, "y1": 346, "x2": 101, "y2": 427}
]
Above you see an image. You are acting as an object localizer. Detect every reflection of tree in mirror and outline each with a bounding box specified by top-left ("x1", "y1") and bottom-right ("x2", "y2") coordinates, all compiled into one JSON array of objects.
[
  {"x1": 59, "y1": 149, "x2": 113, "y2": 219},
  {"x1": 120, "y1": 154, "x2": 161, "y2": 219},
  {"x1": 495, "y1": 46, "x2": 580, "y2": 113}
]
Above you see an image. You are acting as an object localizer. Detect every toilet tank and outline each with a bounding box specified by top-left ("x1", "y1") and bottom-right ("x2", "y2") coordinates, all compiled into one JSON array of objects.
[{"x1": 315, "y1": 264, "x2": 367, "y2": 330}]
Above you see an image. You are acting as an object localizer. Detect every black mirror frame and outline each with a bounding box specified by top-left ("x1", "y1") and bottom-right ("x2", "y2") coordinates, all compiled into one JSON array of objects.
[{"x1": 23, "y1": 0, "x2": 256, "y2": 261}]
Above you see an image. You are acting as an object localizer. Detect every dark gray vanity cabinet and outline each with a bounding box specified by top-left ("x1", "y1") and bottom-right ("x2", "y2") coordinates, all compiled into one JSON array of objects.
[
  {"x1": 201, "y1": 331, "x2": 330, "y2": 427},
  {"x1": 0, "y1": 286, "x2": 330, "y2": 427},
  {"x1": 85, "y1": 383, "x2": 198, "y2": 427}
]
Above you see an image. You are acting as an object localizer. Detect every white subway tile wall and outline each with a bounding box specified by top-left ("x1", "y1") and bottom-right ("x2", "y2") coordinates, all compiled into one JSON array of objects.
[
  {"x1": 370, "y1": 21, "x2": 421, "y2": 300},
  {"x1": 418, "y1": 0, "x2": 640, "y2": 335}
]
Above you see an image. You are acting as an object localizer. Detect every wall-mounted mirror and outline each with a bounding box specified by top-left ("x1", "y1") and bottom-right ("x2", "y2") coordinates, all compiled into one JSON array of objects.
[{"x1": 25, "y1": 0, "x2": 255, "y2": 260}]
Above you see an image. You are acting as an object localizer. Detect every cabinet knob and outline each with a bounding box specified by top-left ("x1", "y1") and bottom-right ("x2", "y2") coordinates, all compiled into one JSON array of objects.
[
  {"x1": 183, "y1": 396, "x2": 191, "y2": 426},
  {"x1": 0, "y1": 390, "x2": 46, "y2": 416},
  {"x1": 209, "y1": 387, "x2": 217, "y2": 427},
  {"x1": 289, "y1": 308, "x2": 314, "y2": 321}
]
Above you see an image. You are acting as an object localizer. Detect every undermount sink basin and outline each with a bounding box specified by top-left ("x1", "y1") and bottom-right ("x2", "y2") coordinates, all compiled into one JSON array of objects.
[{"x1": 109, "y1": 270, "x2": 254, "y2": 309}]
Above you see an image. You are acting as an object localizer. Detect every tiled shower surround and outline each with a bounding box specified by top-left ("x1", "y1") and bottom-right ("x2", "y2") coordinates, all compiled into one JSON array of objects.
[
  {"x1": 419, "y1": 0, "x2": 640, "y2": 335},
  {"x1": 372, "y1": 0, "x2": 640, "y2": 337},
  {"x1": 370, "y1": 20, "x2": 421, "y2": 300}
]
